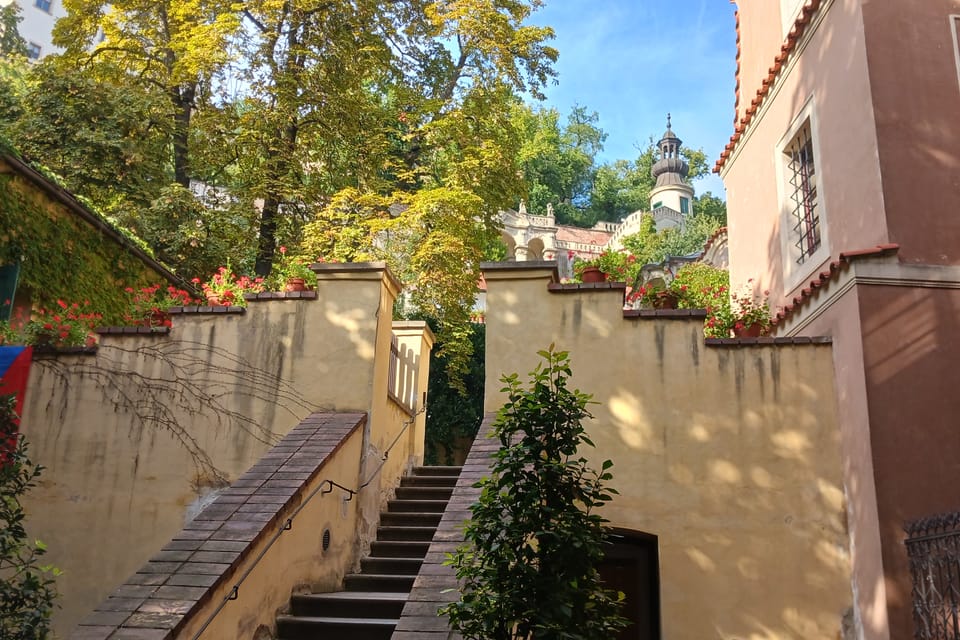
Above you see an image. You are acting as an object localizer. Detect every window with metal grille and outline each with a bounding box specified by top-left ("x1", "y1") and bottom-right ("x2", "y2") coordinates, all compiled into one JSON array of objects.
[{"x1": 784, "y1": 121, "x2": 820, "y2": 264}]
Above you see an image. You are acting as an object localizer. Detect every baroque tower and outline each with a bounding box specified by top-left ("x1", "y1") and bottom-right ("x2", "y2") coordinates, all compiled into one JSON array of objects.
[{"x1": 649, "y1": 115, "x2": 694, "y2": 231}]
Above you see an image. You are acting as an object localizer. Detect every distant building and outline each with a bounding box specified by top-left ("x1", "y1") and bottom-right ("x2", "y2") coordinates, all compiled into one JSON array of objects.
[
  {"x1": 499, "y1": 117, "x2": 699, "y2": 279},
  {"x1": 2, "y1": 0, "x2": 66, "y2": 60}
]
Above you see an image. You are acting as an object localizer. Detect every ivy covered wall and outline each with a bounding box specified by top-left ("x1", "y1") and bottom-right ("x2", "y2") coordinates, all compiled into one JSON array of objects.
[{"x1": 0, "y1": 154, "x2": 179, "y2": 322}]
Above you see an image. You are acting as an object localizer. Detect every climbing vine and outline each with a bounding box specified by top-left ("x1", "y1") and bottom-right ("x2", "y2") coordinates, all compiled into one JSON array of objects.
[{"x1": 0, "y1": 170, "x2": 171, "y2": 322}]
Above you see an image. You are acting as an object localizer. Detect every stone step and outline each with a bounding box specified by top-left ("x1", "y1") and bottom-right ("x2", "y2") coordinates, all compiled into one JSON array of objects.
[
  {"x1": 395, "y1": 485, "x2": 455, "y2": 501},
  {"x1": 400, "y1": 474, "x2": 460, "y2": 488},
  {"x1": 289, "y1": 591, "x2": 407, "y2": 619},
  {"x1": 412, "y1": 465, "x2": 462, "y2": 476},
  {"x1": 360, "y1": 556, "x2": 423, "y2": 575},
  {"x1": 275, "y1": 465, "x2": 462, "y2": 639},
  {"x1": 387, "y1": 499, "x2": 449, "y2": 513},
  {"x1": 343, "y1": 573, "x2": 416, "y2": 593},
  {"x1": 369, "y1": 540, "x2": 431, "y2": 558},
  {"x1": 375, "y1": 525, "x2": 438, "y2": 542},
  {"x1": 379, "y1": 511, "x2": 443, "y2": 527},
  {"x1": 276, "y1": 615, "x2": 398, "y2": 640}
]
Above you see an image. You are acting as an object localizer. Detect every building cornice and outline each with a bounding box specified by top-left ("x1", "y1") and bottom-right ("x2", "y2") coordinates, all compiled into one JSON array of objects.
[{"x1": 715, "y1": 0, "x2": 833, "y2": 175}]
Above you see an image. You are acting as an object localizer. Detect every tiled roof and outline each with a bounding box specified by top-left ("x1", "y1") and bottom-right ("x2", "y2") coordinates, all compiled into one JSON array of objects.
[
  {"x1": 771, "y1": 243, "x2": 899, "y2": 327},
  {"x1": 701, "y1": 226, "x2": 728, "y2": 254},
  {"x1": 715, "y1": 0, "x2": 823, "y2": 173},
  {"x1": 555, "y1": 225, "x2": 614, "y2": 246}
]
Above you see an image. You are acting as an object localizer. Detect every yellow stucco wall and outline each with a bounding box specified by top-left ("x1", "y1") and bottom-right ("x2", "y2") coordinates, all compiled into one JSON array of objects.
[
  {"x1": 482, "y1": 264, "x2": 852, "y2": 640},
  {"x1": 180, "y1": 425, "x2": 365, "y2": 640},
  {"x1": 18, "y1": 263, "x2": 433, "y2": 635}
]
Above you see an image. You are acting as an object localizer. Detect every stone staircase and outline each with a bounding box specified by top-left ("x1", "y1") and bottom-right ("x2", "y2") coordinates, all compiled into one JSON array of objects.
[{"x1": 276, "y1": 465, "x2": 462, "y2": 640}]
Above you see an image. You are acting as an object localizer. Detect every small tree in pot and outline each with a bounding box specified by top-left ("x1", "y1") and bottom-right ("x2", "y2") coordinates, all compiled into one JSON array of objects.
[{"x1": 441, "y1": 346, "x2": 627, "y2": 639}]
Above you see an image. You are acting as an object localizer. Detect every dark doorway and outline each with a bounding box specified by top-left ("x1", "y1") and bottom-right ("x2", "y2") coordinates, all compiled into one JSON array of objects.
[{"x1": 598, "y1": 529, "x2": 661, "y2": 640}]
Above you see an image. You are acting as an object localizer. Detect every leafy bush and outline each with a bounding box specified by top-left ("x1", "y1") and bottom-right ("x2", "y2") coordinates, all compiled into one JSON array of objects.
[
  {"x1": 442, "y1": 347, "x2": 626, "y2": 639},
  {"x1": 0, "y1": 394, "x2": 59, "y2": 639}
]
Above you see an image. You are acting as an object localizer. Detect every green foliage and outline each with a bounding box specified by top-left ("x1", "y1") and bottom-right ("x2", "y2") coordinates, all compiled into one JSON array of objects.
[
  {"x1": 0, "y1": 3, "x2": 27, "y2": 57},
  {"x1": 424, "y1": 322, "x2": 485, "y2": 465},
  {"x1": 0, "y1": 395, "x2": 60, "y2": 639},
  {"x1": 0, "y1": 173, "x2": 170, "y2": 322},
  {"x1": 513, "y1": 103, "x2": 606, "y2": 226},
  {"x1": 442, "y1": 347, "x2": 627, "y2": 640},
  {"x1": 588, "y1": 139, "x2": 713, "y2": 223},
  {"x1": 693, "y1": 191, "x2": 727, "y2": 224},
  {"x1": 573, "y1": 250, "x2": 640, "y2": 283},
  {"x1": 622, "y1": 213, "x2": 722, "y2": 268}
]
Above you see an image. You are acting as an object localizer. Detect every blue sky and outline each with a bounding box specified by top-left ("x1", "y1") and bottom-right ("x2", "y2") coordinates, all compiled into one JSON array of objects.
[{"x1": 528, "y1": 0, "x2": 738, "y2": 199}]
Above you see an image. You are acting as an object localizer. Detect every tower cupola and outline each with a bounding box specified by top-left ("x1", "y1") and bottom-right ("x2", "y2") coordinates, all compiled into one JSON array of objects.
[
  {"x1": 651, "y1": 114, "x2": 690, "y2": 187},
  {"x1": 648, "y1": 114, "x2": 695, "y2": 230}
]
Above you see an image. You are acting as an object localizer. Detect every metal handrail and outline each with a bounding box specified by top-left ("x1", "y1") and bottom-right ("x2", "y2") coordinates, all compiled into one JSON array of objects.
[{"x1": 189, "y1": 399, "x2": 426, "y2": 640}]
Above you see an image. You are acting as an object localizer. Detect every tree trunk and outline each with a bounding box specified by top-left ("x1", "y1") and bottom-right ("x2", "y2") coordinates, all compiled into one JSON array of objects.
[
  {"x1": 171, "y1": 83, "x2": 195, "y2": 188},
  {"x1": 255, "y1": 196, "x2": 280, "y2": 276}
]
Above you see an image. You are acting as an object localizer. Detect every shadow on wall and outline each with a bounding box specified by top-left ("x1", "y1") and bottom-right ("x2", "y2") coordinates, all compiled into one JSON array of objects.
[
  {"x1": 482, "y1": 265, "x2": 852, "y2": 639},
  {"x1": 20, "y1": 264, "x2": 411, "y2": 635}
]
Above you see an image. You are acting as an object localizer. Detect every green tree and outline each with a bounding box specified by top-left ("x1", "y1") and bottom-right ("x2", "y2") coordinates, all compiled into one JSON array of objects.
[
  {"x1": 694, "y1": 190, "x2": 727, "y2": 224},
  {"x1": 424, "y1": 322, "x2": 485, "y2": 465},
  {"x1": 54, "y1": 0, "x2": 244, "y2": 187},
  {"x1": 0, "y1": 395, "x2": 60, "y2": 640},
  {"x1": 8, "y1": 60, "x2": 171, "y2": 218},
  {"x1": 513, "y1": 103, "x2": 606, "y2": 226},
  {"x1": 442, "y1": 347, "x2": 626, "y2": 640},
  {"x1": 588, "y1": 137, "x2": 711, "y2": 223},
  {"x1": 0, "y1": 3, "x2": 27, "y2": 57},
  {"x1": 621, "y1": 213, "x2": 722, "y2": 268}
]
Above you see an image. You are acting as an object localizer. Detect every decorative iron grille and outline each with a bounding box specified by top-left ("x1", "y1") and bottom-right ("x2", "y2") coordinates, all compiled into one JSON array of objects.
[
  {"x1": 784, "y1": 120, "x2": 820, "y2": 264},
  {"x1": 905, "y1": 511, "x2": 960, "y2": 639}
]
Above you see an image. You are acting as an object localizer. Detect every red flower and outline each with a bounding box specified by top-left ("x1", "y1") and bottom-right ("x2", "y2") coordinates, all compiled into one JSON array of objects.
[{"x1": 57, "y1": 299, "x2": 68, "y2": 309}]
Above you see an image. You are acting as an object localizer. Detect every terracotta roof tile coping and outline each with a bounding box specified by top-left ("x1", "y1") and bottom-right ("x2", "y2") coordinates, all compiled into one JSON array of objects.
[
  {"x1": 702, "y1": 226, "x2": 728, "y2": 253},
  {"x1": 96, "y1": 327, "x2": 171, "y2": 336},
  {"x1": 31, "y1": 345, "x2": 98, "y2": 356},
  {"x1": 771, "y1": 243, "x2": 899, "y2": 327},
  {"x1": 71, "y1": 412, "x2": 367, "y2": 640},
  {"x1": 167, "y1": 305, "x2": 246, "y2": 315},
  {"x1": 715, "y1": 0, "x2": 823, "y2": 173},
  {"x1": 547, "y1": 282, "x2": 627, "y2": 292},
  {"x1": 481, "y1": 260, "x2": 560, "y2": 281},
  {"x1": 706, "y1": 336, "x2": 831, "y2": 347},
  {"x1": 244, "y1": 291, "x2": 317, "y2": 301},
  {"x1": 624, "y1": 309, "x2": 708, "y2": 319}
]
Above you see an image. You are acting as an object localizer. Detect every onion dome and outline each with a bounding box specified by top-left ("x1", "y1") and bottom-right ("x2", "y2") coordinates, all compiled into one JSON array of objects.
[{"x1": 651, "y1": 114, "x2": 690, "y2": 187}]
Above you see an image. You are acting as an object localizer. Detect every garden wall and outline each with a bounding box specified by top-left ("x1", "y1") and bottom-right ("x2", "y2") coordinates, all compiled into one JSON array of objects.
[
  {"x1": 18, "y1": 263, "x2": 433, "y2": 636},
  {"x1": 481, "y1": 261, "x2": 851, "y2": 640}
]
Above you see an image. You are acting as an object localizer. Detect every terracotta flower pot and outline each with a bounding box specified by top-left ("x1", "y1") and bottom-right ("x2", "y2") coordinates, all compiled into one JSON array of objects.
[
  {"x1": 581, "y1": 266, "x2": 606, "y2": 283},
  {"x1": 733, "y1": 321, "x2": 766, "y2": 338},
  {"x1": 652, "y1": 291, "x2": 679, "y2": 309},
  {"x1": 205, "y1": 293, "x2": 221, "y2": 306},
  {"x1": 284, "y1": 277, "x2": 308, "y2": 292}
]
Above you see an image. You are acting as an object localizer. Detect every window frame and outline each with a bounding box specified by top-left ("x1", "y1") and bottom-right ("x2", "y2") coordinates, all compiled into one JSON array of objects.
[
  {"x1": 26, "y1": 42, "x2": 42, "y2": 60},
  {"x1": 775, "y1": 96, "x2": 829, "y2": 293},
  {"x1": 679, "y1": 197, "x2": 690, "y2": 215},
  {"x1": 34, "y1": 0, "x2": 52, "y2": 13}
]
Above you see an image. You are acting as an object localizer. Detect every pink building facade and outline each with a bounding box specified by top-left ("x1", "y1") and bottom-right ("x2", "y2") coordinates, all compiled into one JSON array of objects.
[{"x1": 719, "y1": 1, "x2": 960, "y2": 638}]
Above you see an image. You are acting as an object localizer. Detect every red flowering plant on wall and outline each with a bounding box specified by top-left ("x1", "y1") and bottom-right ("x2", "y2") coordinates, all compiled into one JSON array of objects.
[
  {"x1": 729, "y1": 280, "x2": 771, "y2": 336},
  {"x1": 125, "y1": 284, "x2": 200, "y2": 327},
  {"x1": 8, "y1": 300, "x2": 104, "y2": 347},
  {"x1": 199, "y1": 265, "x2": 265, "y2": 307},
  {"x1": 573, "y1": 251, "x2": 640, "y2": 283},
  {"x1": 266, "y1": 246, "x2": 319, "y2": 291}
]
